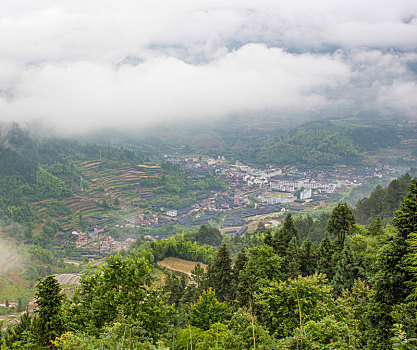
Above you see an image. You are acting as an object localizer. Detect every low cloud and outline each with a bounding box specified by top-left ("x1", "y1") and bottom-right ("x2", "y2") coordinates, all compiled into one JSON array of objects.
[
  {"x1": 1, "y1": 45, "x2": 352, "y2": 133},
  {"x1": 378, "y1": 81, "x2": 417, "y2": 115},
  {"x1": 1, "y1": 0, "x2": 417, "y2": 133}
]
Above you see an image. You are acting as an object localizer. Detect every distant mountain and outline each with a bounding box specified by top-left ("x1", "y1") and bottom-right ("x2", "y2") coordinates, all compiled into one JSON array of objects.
[
  {"x1": 77, "y1": 113, "x2": 415, "y2": 167},
  {"x1": 247, "y1": 115, "x2": 401, "y2": 166}
]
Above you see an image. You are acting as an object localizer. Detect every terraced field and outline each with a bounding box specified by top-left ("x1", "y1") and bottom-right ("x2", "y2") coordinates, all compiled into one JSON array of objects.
[
  {"x1": 80, "y1": 161, "x2": 161, "y2": 205},
  {"x1": 30, "y1": 161, "x2": 164, "y2": 232}
]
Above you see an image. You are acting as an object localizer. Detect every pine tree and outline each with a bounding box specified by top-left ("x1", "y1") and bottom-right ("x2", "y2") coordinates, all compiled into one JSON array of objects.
[
  {"x1": 263, "y1": 230, "x2": 273, "y2": 247},
  {"x1": 370, "y1": 179, "x2": 417, "y2": 346},
  {"x1": 163, "y1": 272, "x2": 184, "y2": 306},
  {"x1": 300, "y1": 236, "x2": 316, "y2": 276},
  {"x1": 232, "y1": 248, "x2": 248, "y2": 283},
  {"x1": 327, "y1": 203, "x2": 356, "y2": 247},
  {"x1": 374, "y1": 179, "x2": 417, "y2": 306},
  {"x1": 368, "y1": 215, "x2": 383, "y2": 236},
  {"x1": 282, "y1": 213, "x2": 298, "y2": 238},
  {"x1": 285, "y1": 237, "x2": 302, "y2": 279},
  {"x1": 190, "y1": 263, "x2": 205, "y2": 290},
  {"x1": 316, "y1": 232, "x2": 335, "y2": 280},
  {"x1": 3, "y1": 312, "x2": 33, "y2": 347},
  {"x1": 273, "y1": 213, "x2": 299, "y2": 257},
  {"x1": 33, "y1": 276, "x2": 65, "y2": 348},
  {"x1": 236, "y1": 266, "x2": 256, "y2": 308},
  {"x1": 206, "y1": 244, "x2": 232, "y2": 302},
  {"x1": 392, "y1": 179, "x2": 417, "y2": 239},
  {"x1": 332, "y1": 240, "x2": 362, "y2": 294},
  {"x1": 17, "y1": 298, "x2": 23, "y2": 313},
  {"x1": 182, "y1": 264, "x2": 206, "y2": 304},
  {"x1": 294, "y1": 215, "x2": 314, "y2": 240}
]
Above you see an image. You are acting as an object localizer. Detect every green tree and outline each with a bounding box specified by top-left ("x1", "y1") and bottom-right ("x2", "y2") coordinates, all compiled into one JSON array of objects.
[
  {"x1": 392, "y1": 179, "x2": 417, "y2": 240},
  {"x1": 273, "y1": 213, "x2": 299, "y2": 257},
  {"x1": 190, "y1": 263, "x2": 205, "y2": 290},
  {"x1": 247, "y1": 244, "x2": 284, "y2": 282},
  {"x1": 188, "y1": 288, "x2": 227, "y2": 330},
  {"x1": 236, "y1": 266, "x2": 257, "y2": 308},
  {"x1": 316, "y1": 232, "x2": 335, "y2": 280},
  {"x1": 371, "y1": 179, "x2": 417, "y2": 347},
  {"x1": 374, "y1": 179, "x2": 417, "y2": 306},
  {"x1": 368, "y1": 215, "x2": 384, "y2": 236},
  {"x1": 256, "y1": 274, "x2": 334, "y2": 338},
  {"x1": 407, "y1": 232, "x2": 417, "y2": 304},
  {"x1": 354, "y1": 174, "x2": 413, "y2": 224},
  {"x1": 3, "y1": 312, "x2": 34, "y2": 348},
  {"x1": 235, "y1": 244, "x2": 284, "y2": 310},
  {"x1": 174, "y1": 323, "x2": 229, "y2": 350},
  {"x1": 67, "y1": 254, "x2": 170, "y2": 340},
  {"x1": 17, "y1": 298, "x2": 23, "y2": 313},
  {"x1": 332, "y1": 239, "x2": 362, "y2": 294},
  {"x1": 300, "y1": 236, "x2": 316, "y2": 276},
  {"x1": 263, "y1": 230, "x2": 273, "y2": 247},
  {"x1": 255, "y1": 221, "x2": 267, "y2": 233},
  {"x1": 195, "y1": 225, "x2": 223, "y2": 247},
  {"x1": 327, "y1": 203, "x2": 356, "y2": 247},
  {"x1": 182, "y1": 263, "x2": 206, "y2": 304},
  {"x1": 33, "y1": 276, "x2": 65, "y2": 348},
  {"x1": 232, "y1": 248, "x2": 248, "y2": 285},
  {"x1": 224, "y1": 308, "x2": 276, "y2": 350},
  {"x1": 285, "y1": 236, "x2": 302, "y2": 279},
  {"x1": 163, "y1": 272, "x2": 185, "y2": 306},
  {"x1": 337, "y1": 278, "x2": 376, "y2": 348},
  {"x1": 205, "y1": 245, "x2": 232, "y2": 302}
]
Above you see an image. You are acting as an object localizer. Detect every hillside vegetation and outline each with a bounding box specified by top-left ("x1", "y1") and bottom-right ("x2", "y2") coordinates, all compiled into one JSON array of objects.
[
  {"x1": 97, "y1": 114, "x2": 417, "y2": 166},
  {"x1": 3, "y1": 175, "x2": 417, "y2": 349},
  {"x1": 0, "y1": 124, "x2": 225, "y2": 244}
]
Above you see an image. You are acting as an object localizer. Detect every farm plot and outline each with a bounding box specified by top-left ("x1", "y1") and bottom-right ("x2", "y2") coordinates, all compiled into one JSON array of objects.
[{"x1": 158, "y1": 257, "x2": 207, "y2": 276}]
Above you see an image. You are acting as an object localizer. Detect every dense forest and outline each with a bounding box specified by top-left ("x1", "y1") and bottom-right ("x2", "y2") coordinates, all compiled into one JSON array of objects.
[
  {"x1": 246, "y1": 118, "x2": 400, "y2": 166},
  {"x1": 2, "y1": 175, "x2": 417, "y2": 349}
]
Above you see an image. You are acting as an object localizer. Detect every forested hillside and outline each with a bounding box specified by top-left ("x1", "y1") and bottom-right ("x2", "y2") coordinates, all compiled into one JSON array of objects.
[
  {"x1": 247, "y1": 117, "x2": 400, "y2": 166},
  {"x1": 354, "y1": 169, "x2": 417, "y2": 224},
  {"x1": 102, "y1": 114, "x2": 417, "y2": 167},
  {"x1": 0, "y1": 123, "x2": 143, "y2": 238},
  {"x1": 3, "y1": 175, "x2": 417, "y2": 349}
]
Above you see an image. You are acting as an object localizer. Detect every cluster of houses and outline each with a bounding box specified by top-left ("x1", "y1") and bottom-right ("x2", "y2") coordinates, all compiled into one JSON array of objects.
[
  {"x1": 58, "y1": 228, "x2": 136, "y2": 253},
  {"x1": 154, "y1": 156, "x2": 402, "y2": 229},
  {"x1": 86, "y1": 236, "x2": 136, "y2": 252},
  {"x1": 52, "y1": 156, "x2": 401, "y2": 258}
]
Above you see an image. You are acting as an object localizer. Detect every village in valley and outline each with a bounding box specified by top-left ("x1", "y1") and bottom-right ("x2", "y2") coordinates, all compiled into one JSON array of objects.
[{"x1": 54, "y1": 154, "x2": 401, "y2": 262}]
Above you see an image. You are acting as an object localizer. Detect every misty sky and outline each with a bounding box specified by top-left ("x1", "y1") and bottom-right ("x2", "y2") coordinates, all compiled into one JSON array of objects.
[{"x1": 1, "y1": 0, "x2": 417, "y2": 133}]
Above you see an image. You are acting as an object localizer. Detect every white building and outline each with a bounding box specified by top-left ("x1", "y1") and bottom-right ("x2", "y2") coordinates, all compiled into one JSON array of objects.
[
  {"x1": 299, "y1": 188, "x2": 312, "y2": 200},
  {"x1": 166, "y1": 210, "x2": 177, "y2": 217}
]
